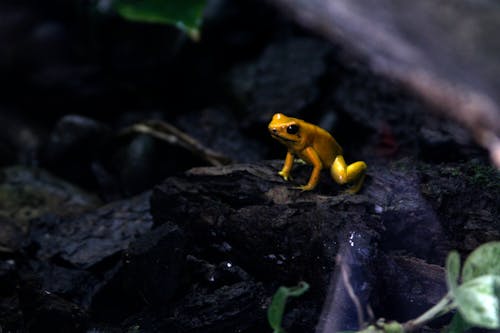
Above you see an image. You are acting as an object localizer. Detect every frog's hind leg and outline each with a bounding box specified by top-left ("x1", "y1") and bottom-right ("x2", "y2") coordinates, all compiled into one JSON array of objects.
[{"x1": 330, "y1": 155, "x2": 367, "y2": 194}]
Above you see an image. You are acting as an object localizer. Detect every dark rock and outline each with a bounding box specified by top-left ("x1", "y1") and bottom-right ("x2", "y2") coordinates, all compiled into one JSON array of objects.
[
  {"x1": 0, "y1": 259, "x2": 23, "y2": 331},
  {"x1": 366, "y1": 160, "x2": 448, "y2": 263},
  {"x1": 10, "y1": 192, "x2": 154, "y2": 323},
  {"x1": 376, "y1": 255, "x2": 447, "y2": 322},
  {"x1": 107, "y1": 134, "x2": 161, "y2": 196},
  {"x1": 152, "y1": 161, "x2": 383, "y2": 331},
  {"x1": 0, "y1": 166, "x2": 100, "y2": 232},
  {"x1": 0, "y1": 111, "x2": 44, "y2": 167},
  {"x1": 419, "y1": 161, "x2": 500, "y2": 254},
  {"x1": 228, "y1": 37, "x2": 331, "y2": 127},
  {"x1": 20, "y1": 287, "x2": 89, "y2": 333},
  {"x1": 105, "y1": 133, "x2": 208, "y2": 196},
  {"x1": 152, "y1": 162, "x2": 382, "y2": 284},
  {"x1": 418, "y1": 116, "x2": 482, "y2": 163},
  {"x1": 86, "y1": 222, "x2": 185, "y2": 323},
  {"x1": 171, "y1": 281, "x2": 267, "y2": 333},
  {"x1": 0, "y1": 216, "x2": 25, "y2": 253},
  {"x1": 0, "y1": 165, "x2": 100, "y2": 217},
  {"x1": 186, "y1": 255, "x2": 251, "y2": 288},
  {"x1": 22, "y1": 260, "x2": 102, "y2": 309},
  {"x1": 120, "y1": 279, "x2": 268, "y2": 333},
  {"x1": 331, "y1": 58, "x2": 423, "y2": 133},
  {"x1": 121, "y1": 223, "x2": 186, "y2": 307},
  {"x1": 149, "y1": 157, "x2": 499, "y2": 331},
  {"x1": 42, "y1": 114, "x2": 111, "y2": 188},
  {"x1": 29, "y1": 191, "x2": 152, "y2": 268}
]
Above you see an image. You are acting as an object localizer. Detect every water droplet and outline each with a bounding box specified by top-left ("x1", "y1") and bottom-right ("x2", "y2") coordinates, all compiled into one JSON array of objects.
[{"x1": 349, "y1": 232, "x2": 355, "y2": 247}]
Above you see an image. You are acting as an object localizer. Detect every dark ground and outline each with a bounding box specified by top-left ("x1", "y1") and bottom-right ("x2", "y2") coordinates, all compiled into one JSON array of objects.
[{"x1": 0, "y1": 0, "x2": 499, "y2": 332}]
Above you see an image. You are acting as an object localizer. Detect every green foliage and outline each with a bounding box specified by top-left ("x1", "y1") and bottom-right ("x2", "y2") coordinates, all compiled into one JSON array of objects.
[
  {"x1": 454, "y1": 275, "x2": 500, "y2": 329},
  {"x1": 267, "y1": 281, "x2": 309, "y2": 333},
  {"x1": 447, "y1": 242, "x2": 500, "y2": 330},
  {"x1": 445, "y1": 313, "x2": 472, "y2": 333},
  {"x1": 461, "y1": 241, "x2": 500, "y2": 282},
  {"x1": 112, "y1": 0, "x2": 206, "y2": 40},
  {"x1": 446, "y1": 251, "x2": 460, "y2": 292}
]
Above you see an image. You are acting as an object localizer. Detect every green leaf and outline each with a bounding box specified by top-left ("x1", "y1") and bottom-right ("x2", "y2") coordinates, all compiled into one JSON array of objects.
[
  {"x1": 445, "y1": 312, "x2": 472, "y2": 333},
  {"x1": 267, "y1": 281, "x2": 309, "y2": 333},
  {"x1": 446, "y1": 251, "x2": 461, "y2": 292},
  {"x1": 382, "y1": 321, "x2": 404, "y2": 333},
  {"x1": 462, "y1": 241, "x2": 500, "y2": 283},
  {"x1": 112, "y1": 0, "x2": 206, "y2": 40},
  {"x1": 455, "y1": 275, "x2": 500, "y2": 329}
]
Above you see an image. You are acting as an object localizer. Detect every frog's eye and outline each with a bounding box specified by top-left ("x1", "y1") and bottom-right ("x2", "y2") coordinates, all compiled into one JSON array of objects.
[{"x1": 287, "y1": 124, "x2": 299, "y2": 135}]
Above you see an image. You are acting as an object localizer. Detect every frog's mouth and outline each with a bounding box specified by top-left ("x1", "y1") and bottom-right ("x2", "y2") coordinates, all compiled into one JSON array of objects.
[{"x1": 270, "y1": 132, "x2": 298, "y2": 143}]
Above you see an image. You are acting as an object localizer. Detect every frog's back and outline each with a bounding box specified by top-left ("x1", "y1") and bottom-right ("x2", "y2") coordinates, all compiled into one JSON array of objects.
[{"x1": 311, "y1": 125, "x2": 343, "y2": 167}]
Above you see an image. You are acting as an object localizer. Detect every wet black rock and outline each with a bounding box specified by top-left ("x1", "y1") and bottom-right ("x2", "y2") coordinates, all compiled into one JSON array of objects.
[
  {"x1": 366, "y1": 160, "x2": 448, "y2": 263},
  {"x1": 0, "y1": 111, "x2": 44, "y2": 167},
  {"x1": 228, "y1": 37, "x2": 332, "y2": 128},
  {"x1": 105, "y1": 133, "x2": 206, "y2": 196},
  {"x1": 152, "y1": 161, "x2": 384, "y2": 331},
  {"x1": 171, "y1": 281, "x2": 267, "y2": 333},
  {"x1": 120, "y1": 279, "x2": 268, "y2": 333},
  {"x1": 0, "y1": 166, "x2": 100, "y2": 252},
  {"x1": 0, "y1": 259, "x2": 23, "y2": 332},
  {"x1": 88, "y1": 222, "x2": 186, "y2": 323},
  {"x1": 0, "y1": 216, "x2": 25, "y2": 253},
  {"x1": 41, "y1": 115, "x2": 111, "y2": 188},
  {"x1": 376, "y1": 255, "x2": 447, "y2": 323},
  {"x1": 15, "y1": 191, "x2": 154, "y2": 319},
  {"x1": 150, "y1": 158, "x2": 499, "y2": 331},
  {"x1": 418, "y1": 116, "x2": 483, "y2": 163},
  {"x1": 0, "y1": 165, "x2": 101, "y2": 232},
  {"x1": 23, "y1": 260, "x2": 101, "y2": 309},
  {"x1": 30, "y1": 191, "x2": 152, "y2": 267},
  {"x1": 419, "y1": 161, "x2": 500, "y2": 253},
  {"x1": 19, "y1": 287, "x2": 89, "y2": 333}
]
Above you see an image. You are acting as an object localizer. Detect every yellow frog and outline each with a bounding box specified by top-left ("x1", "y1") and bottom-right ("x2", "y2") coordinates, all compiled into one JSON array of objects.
[{"x1": 268, "y1": 113, "x2": 367, "y2": 193}]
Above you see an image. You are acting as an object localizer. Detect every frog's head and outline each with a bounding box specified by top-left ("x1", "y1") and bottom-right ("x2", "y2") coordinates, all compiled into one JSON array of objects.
[{"x1": 268, "y1": 113, "x2": 306, "y2": 148}]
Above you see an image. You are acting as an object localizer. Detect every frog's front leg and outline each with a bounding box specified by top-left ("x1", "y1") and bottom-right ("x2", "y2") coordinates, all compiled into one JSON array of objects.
[
  {"x1": 295, "y1": 147, "x2": 322, "y2": 191},
  {"x1": 330, "y1": 155, "x2": 367, "y2": 194},
  {"x1": 278, "y1": 151, "x2": 294, "y2": 181}
]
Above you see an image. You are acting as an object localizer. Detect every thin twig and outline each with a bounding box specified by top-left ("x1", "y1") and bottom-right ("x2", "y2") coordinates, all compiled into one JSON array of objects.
[{"x1": 118, "y1": 120, "x2": 231, "y2": 166}]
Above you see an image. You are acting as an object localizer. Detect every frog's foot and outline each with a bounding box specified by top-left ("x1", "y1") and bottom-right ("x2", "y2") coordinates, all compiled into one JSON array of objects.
[
  {"x1": 293, "y1": 184, "x2": 316, "y2": 191},
  {"x1": 278, "y1": 170, "x2": 292, "y2": 181},
  {"x1": 343, "y1": 173, "x2": 366, "y2": 195},
  {"x1": 331, "y1": 155, "x2": 367, "y2": 194}
]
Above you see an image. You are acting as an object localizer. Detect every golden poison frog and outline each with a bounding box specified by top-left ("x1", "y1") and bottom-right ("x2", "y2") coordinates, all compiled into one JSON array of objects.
[{"x1": 268, "y1": 113, "x2": 367, "y2": 193}]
